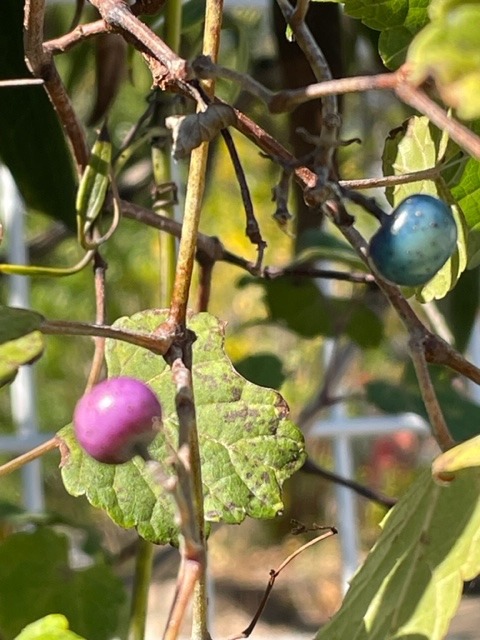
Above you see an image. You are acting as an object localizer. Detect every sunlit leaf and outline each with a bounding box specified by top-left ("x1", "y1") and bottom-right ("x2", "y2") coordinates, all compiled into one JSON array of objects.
[
  {"x1": 408, "y1": 5, "x2": 480, "y2": 119},
  {"x1": 433, "y1": 435, "x2": 480, "y2": 480},
  {"x1": 450, "y1": 122, "x2": 480, "y2": 268},
  {"x1": 14, "y1": 614, "x2": 85, "y2": 640},
  {"x1": 59, "y1": 311, "x2": 305, "y2": 544},
  {"x1": 316, "y1": 467, "x2": 480, "y2": 639},
  {"x1": 0, "y1": 332, "x2": 44, "y2": 387}
]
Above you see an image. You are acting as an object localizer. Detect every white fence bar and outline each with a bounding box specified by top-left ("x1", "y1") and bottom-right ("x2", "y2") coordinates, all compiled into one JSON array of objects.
[
  {"x1": 0, "y1": 167, "x2": 45, "y2": 512},
  {"x1": 310, "y1": 411, "x2": 430, "y2": 592}
]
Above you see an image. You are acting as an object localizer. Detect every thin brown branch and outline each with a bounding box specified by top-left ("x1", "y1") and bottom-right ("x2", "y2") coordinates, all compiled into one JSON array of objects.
[
  {"x1": 221, "y1": 129, "x2": 267, "y2": 268},
  {"x1": 276, "y1": 0, "x2": 339, "y2": 181},
  {"x1": 40, "y1": 318, "x2": 174, "y2": 354},
  {"x1": 88, "y1": 0, "x2": 189, "y2": 87},
  {"x1": 196, "y1": 256, "x2": 214, "y2": 313},
  {"x1": 301, "y1": 458, "x2": 397, "y2": 508},
  {"x1": 163, "y1": 558, "x2": 203, "y2": 640},
  {"x1": 325, "y1": 206, "x2": 458, "y2": 449},
  {"x1": 0, "y1": 438, "x2": 58, "y2": 477},
  {"x1": 409, "y1": 335, "x2": 455, "y2": 450},
  {"x1": 270, "y1": 71, "x2": 397, "y2": 112},
  {"x1": 120, "y1": 198, "x2": 373, "y2": 284},
  {"x1": 24, "y1": 0, "x2": 89, "y2": 172},
  {"x1": 229, "y1": 528, "x2": 337, "y2": 640},
  {"x1": 339, "y1": 166, "x2": 442, "y2": 190},
  {"x1": 424, "y1": 333, "x2": 480, "y2": 385},
  {"x1": 395, "y1": 83, "x2": 480, "y2": 160},
  {"x1": 44, "y1": 20, "x2": 109, "y2": 54}
]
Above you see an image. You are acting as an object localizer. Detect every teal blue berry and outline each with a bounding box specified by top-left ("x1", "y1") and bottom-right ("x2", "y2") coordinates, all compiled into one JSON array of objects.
[{"x1": 369, "y1": 194, "x2": 457, "y2": 286}]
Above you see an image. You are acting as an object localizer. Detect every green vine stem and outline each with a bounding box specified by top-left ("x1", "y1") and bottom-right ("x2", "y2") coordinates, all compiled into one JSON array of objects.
[
  {"x1": 127, "y1": 4, "x2": 185, "y2": 639},
  {"x1": 127, "y1": 537, "x2": 155, "y2": 640},
  {"x1": 190, "y1": 2, "x2": 223, "y2": 639}
]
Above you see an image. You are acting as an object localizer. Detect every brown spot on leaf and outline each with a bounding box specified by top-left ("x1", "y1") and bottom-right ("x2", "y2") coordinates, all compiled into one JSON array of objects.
[{"x1": 57, "y1": 436, "x2": 71, "y2": 467}]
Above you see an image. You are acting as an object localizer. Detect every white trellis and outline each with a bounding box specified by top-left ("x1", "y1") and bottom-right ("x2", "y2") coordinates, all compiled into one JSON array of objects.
[{"x1": 0, "y1": 167, "x2": 48, "y2": 512}]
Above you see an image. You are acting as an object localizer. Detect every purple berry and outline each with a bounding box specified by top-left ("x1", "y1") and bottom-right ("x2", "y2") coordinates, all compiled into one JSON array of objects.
[{"x1": 73, "y1": 377, "x2": 162, "y2": 464}]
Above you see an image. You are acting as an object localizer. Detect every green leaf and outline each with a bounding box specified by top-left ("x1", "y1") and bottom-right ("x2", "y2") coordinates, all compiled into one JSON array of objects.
[
  {"x1": 437, "y1": 266, "x2": 480, "y2": 352},
  {"x1": 76, "y1": 125, "x2": 112, "y2": 246},
  {"x1": 234, "y1": 353, "x2": 286, "y2": 390},
  {"x1": 340, "y1": 0, "x2": 430, "y2": 69},
  {"x1": 14, "y1": 615, "x2": 85, "y2": 640},
  {"x1": 0, "y1": 332, "x2": 44, "y2": 387},
  {"x1": 0, "y1": 528, "x2": 125, "y2": 640},
  {"x1": 408, "y1": 5, "x2": 480, "y2": 119},
  {"x1": 450, "y1": 122, "x2": 480, "y2": 268},
  {"x1": 59, "y1": 311, "x2": 305, "y2": 544},
  {"x1": 366, "y1": 375, "x2": 480, "y2": 442},
  {"x1": 382, "y1": 116, "x2": 467, "y2": 301},
  {"x1": 383, "y1": 117, "x2": 443, "y2": 206},
  {"x1": 315, "y1": 467, "x2": 480, "y2": 640},
  {"x1": 0, "y1": 305, "x2": 44, "y2": 385},
  {"x1": 432, "y1": 435, "x2": 480, "y2": 480},
  {"x1": 0, "y1": 0, "x2": 77, "y2": 230},
  {"x1": 0, "y1": 306, "x2": 44, "y2": 344}
]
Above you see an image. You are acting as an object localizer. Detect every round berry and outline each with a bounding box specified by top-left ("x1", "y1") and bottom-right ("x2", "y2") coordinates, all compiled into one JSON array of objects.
[
  {"x1": 369, "y1": 194, "x2": 457, "y2": 286},
  {"x1": 73, "y1": 377, "x2": 162, "y2": 464}
]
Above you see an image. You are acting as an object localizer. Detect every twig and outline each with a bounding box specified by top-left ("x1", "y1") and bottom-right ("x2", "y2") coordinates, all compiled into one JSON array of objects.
[
  {"x1": 339, "y1": 166, "x2": 442, "y2": 190},
  {"x1": 276, "y1": 0, "x2": 339, "y2": 183},
  {"x1": 24, "y1": 0, "x2": 89, "y2": 173},
  {"x1": 162, "y1": 358, "x2": 207, "y2": 640},
  {"x1": 409, "y1": 335, "x2": 455, "y2": 450},
  {"x1": 44, "y1": 20, "x2": 109, "y2": 54},
  {"x1": 196, "y1": 254, "x2": 214, "y2": 312},
  {"x1": 424, "y1": 333, "x2": 480, "y2": 385},
  {"x1": 119, "y1": 198, "x2": 373, "y2": 283},
  {"x1": 270, "y1": 71, "x2": 397, "y2": 113},
  {"x1": 395, "y1": 83, "x2": 480, "y2": 160},
  {"x1": 276, "y1": 0, "x2": 339, "y2": 184},
  {"x1": 341, "y1": 188, "x2": 388, "y2": 223},
  {"x1": 194, "y1": 57, "x2": 480, "y2": 161},
  {"x1": 221, "y1": 129, "x2": 267, "y2": 268},
  {"x1": 301, "y1": 457, "x2": 397, "y2": 509},
  {"x1": 228, "y1": 527, "x2": 338, "y2": 640},
  {"x1": 0, "y1": 437, "x2": 58, "y2": 477},
  {"x1": 40, "y1": 318, "x2": 174, "y2": 355},
  {"x1": 88, "y1": 0, "x2": 189, "y2": 87}
]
